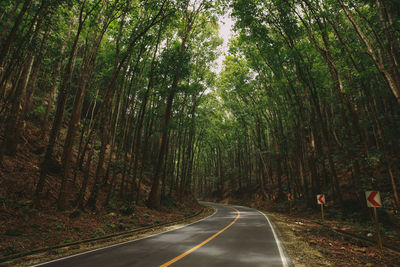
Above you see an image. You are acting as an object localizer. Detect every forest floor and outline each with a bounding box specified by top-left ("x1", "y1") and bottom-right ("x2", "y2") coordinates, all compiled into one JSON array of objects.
[
  {"x1": 267, "y1": 211, "x2": 400, "y2": 266},
  {"x1": 0, "y1": 199, "x2": 205, "y2": 261},
  {"x1": 0, "y1": 122, "x2": 208, "y2": 266},
  {"x1": 1, "y1": 206, "x2": 213, "y2": 267},
  {"x1": 220, "y1": 198, "x2": 400, "y2": 266}
]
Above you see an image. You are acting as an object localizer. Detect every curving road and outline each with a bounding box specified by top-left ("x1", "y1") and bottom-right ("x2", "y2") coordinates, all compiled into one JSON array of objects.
[{"x1": 34, "y1": 202, "x2": 289, "y2": 267}]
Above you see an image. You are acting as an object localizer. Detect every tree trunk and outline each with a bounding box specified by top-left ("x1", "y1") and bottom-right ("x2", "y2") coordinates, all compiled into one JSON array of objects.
[
  {"x1": 338, "y1": 0, "x2": 400, "y2": 104},
  {"x1": 42, "y1": 18, "x2": 75, "y2": 136},
  {"x1": 0, "y1": 54, "x2": 34, "y2": 159}
]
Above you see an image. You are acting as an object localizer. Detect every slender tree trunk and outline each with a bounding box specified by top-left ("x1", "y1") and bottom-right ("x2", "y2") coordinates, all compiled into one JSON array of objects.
[
  {"x1": 76, "y1": 146, "x2": 94, "y2": 209},
  {"x1": 34, "y1": 10, "x2": 84, "y2": 204},
  {"x1": 0, "y1": 0, "x2": 31, "y2": 72},
  {"x1": 42, "y1": 18, "x2": 75, "y2": 136},
  {"x1": 338, "y1": 0, "x2": 400, "y2": 104},
  {"x1": 0, "y1": 55, "x2": 33, "y2": 159},
  {"x1": 0, "y1": 0, "x2": 21, "y2": 43}
]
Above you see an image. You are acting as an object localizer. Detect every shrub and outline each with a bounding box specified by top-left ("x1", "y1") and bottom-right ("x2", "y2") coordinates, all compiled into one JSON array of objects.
[{"x1": 121, "y1": 201, "x2": 135, "y2": 216}]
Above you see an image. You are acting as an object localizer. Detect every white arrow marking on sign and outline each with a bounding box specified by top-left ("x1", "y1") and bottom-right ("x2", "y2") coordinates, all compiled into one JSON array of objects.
[
  {"x1": 365, "y1": 191, "x2": 382, "y2": 207},
  {"x1": 317, "y1": 194, "x2": 325, "y2": 205}
]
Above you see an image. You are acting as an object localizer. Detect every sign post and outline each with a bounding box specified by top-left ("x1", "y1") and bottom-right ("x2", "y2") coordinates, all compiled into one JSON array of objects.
[
  {"x1": 365, "y1": 191, "x2": 383, "y2": 249},
  {"x1": 317, "y1": 194, "x2": 325, "y2": 223},
  {"x1": 288, "y1": 193, "x2": 293, "y2": 215}
]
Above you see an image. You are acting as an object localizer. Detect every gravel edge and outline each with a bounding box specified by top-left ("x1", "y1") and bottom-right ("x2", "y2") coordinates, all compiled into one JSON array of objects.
[{"x1": 264, "y1": 211, "x2": 333, "y2": 267}]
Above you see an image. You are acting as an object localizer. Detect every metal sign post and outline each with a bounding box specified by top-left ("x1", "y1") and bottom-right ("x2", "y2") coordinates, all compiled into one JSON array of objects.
[
  {"x1": 365, "y1": 191, "x2": 383, "y2": 249},
  {"x1": 373, "y1": 206, "x2": 383, "y2": 249},
  {"x1": 317, "y1": 194, "x2": 325, "y2": 223},
  {"x1": 288, "y1": 193, "x2": 293, "y2": 215},
  {"x1": 320, "y1": 203, "x2": 324, "y2": 223}
]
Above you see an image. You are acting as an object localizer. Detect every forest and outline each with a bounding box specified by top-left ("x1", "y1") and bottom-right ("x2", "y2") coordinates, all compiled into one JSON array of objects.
[{"x1": 0, "y1": 0, "x2": 400, "y2": 263}]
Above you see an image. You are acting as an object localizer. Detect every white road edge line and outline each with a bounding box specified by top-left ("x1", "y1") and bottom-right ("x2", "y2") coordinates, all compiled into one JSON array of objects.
[
  {"x1": 257, "y1": 210, "x2": 289, "y2": 267},
  {"x1": 31, "y1": 205, "x2": 217, "y2": 267}
]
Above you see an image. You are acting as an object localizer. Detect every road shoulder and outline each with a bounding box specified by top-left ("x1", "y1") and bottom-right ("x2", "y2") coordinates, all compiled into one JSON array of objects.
[{"x1": 264, "y1": 212, "x2": 333, "y2": 267}]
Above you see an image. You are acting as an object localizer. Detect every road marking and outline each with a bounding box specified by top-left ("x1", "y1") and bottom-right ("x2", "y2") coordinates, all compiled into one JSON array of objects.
[
  {"x1": 160, "y1": 206, "x2": 240, "y2": 267},
  {"x1": 257, "y1": 210, "x2": 289, "y2": 267},
  {"x1": 32, "y1": 205, "x2": 217, "y2": 267}
]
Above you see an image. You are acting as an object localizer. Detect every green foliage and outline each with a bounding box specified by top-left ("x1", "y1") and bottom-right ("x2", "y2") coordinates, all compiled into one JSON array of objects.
[
  {"x1": 32, "y1": 105, "x2": 47, "y2": 118},
  {"x1": 121, "y1": 201, "x2": 136, "y2": 216},
  {"x1": 106, "y1": 223, "x2": 116, "y2": 229},
  {"x1": 30, "y1": 223, "x2": 40, "y2": 229},
  {"x1": 5, "y1": 228, "x2": 21, "y2": 237},
  {"x1": 1, "y1": 245, "x2": 18, "y2": 256},
  {"x1": 54, "y1": 222, "x2": 64, "y2": 230},
  {"x1": 1, "y1": 0, "x2": 399, "y2": 230},
  {"x1": 68, "y1": 209, "x2": 81, "y2": 219},
  {"x1": 161, "y1": 195, "x2": 176, "y2": 208}
]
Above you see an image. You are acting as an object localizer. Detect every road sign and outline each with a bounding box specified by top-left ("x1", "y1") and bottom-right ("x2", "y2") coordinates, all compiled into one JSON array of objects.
[
  {"x1": 288, "y1": 193, "x2": 293, "y2": 201},
  {"x1": 317, "y1": 194, "x2": 325, "y2": 223},
  {"x1": 365, "y1": 191, "x2": 383, "y2": 248},
  {"x1": 317, "y1": 194, "x2": 325, "y2": 205},
  {"x1": 365, "y1": 191, "x2": 382, "y2": 207}
]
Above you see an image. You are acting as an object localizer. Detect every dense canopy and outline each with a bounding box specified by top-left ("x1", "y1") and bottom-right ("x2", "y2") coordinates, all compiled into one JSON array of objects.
[{"x1": 0, "y1": 0, "x2": 399, "y2": 217}]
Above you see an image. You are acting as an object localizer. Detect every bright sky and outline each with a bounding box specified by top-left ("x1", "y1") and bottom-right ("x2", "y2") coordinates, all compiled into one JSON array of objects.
[{"x1": 214, "y1": 11, "x2": 235, "y2": 73}]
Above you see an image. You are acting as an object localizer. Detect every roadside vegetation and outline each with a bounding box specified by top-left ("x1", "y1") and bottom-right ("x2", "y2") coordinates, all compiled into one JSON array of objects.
[
  {"x1": 0, "y1": 0, "x2": 400, "y2": 265},
  {"x1": 0, "y1": 0, "x2": 222, "y2": 259}
]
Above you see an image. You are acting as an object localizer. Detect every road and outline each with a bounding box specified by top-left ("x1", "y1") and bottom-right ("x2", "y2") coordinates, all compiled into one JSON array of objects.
[{"x1": 35, "y1": 202, "x2": 289, "y2": 267}]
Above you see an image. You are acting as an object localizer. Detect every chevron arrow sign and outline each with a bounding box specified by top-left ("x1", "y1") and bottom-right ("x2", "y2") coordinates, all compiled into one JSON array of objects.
[
  {"x1": 365, "y1": 191, "x2": 382, "y2": 208},
  {"x1": 317, "y1": 194, "x2": 325, "y2": 205}
]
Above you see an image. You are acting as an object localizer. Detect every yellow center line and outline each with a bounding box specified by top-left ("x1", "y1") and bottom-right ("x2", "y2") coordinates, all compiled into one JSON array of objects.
[{"x1": 160, "y1": 207, "x2": 241, "y2": 267}]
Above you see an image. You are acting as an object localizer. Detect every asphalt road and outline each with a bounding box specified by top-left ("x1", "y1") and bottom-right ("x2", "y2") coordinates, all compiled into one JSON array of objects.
[{"x1": 35, "y1": 202, "x2": 289, "y2": 267}]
